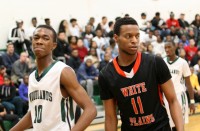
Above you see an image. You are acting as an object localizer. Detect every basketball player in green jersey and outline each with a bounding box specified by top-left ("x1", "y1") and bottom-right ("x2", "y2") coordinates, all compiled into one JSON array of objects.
[{"x1": 11, "y1": 25, "x2": 97, "y2": 131}]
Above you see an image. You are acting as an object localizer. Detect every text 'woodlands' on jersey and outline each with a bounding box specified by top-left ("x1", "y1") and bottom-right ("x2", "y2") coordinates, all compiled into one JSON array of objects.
[
  {"x1": 99, "y1": 52, "x2": 172, "y2": 131},
  {"x1": 28, "y1": 61, "x2": 76, "y2": 131}
]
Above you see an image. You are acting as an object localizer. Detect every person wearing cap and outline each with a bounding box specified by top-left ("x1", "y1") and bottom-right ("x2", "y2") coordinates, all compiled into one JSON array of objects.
[
  {"x1": 77, "y1": 56, "x2": 99, "y2": 98},
  {"x1": 166, "y1": 12, "x2": 180, "y2": 29}
]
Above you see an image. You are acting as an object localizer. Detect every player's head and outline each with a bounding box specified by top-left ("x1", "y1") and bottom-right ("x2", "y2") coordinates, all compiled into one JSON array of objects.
[
  {"x1": 113, "y1": 17, "x2": 139, "y2": 55},
  {"x1": 32, "y1": 25, "x2": 57, "y2": 59},
  {"x1": 164, "y1": 41, "x2": 176, "y2": 57}
]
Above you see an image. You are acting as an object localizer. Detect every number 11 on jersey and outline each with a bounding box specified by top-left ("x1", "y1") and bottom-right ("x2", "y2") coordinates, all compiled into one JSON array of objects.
[{"x1": 131, "y1": 96, "x2": 144, "y2": 114}]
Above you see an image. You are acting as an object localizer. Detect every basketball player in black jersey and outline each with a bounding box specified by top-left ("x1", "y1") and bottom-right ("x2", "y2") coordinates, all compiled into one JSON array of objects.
[{"x1": 98, "y1": 17, "x2": 184, "y2": 131}]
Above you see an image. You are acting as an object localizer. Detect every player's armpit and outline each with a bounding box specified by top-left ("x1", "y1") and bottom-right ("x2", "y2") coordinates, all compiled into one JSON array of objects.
[
  {"x1": 60, "y1": 67, "x2": 97, "y2": 131},
  {"x1": 10, "y1": 111, "x2": 32, "y2": 131},
  {"x1": 161, "y1": 79, "x2": 184, "y2": 131},
  {"x1": 103, "y1": 99, "x2": 118, "y2": 131}
]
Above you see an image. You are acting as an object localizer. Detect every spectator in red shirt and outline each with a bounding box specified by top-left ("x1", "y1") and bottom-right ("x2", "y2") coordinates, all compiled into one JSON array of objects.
[
  {"x1": 0, "y1": 65, "x2": 6, "y2": 86},
  {"x1": 184, "y1": 39, "x2": 198, "y2": 61},
  {"x1": 77, "y1": 38, "x2": 88, "y2": 62},
  {"x1": 166, "y1": 12, "x2": 180, "y2": 29}
]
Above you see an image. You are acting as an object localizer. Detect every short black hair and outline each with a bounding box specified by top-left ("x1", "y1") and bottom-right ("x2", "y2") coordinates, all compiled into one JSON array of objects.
[
  {"x1": 70, "y1": 18, "x2": 77, "y2": 23},
  {"x1": 108, "y1": 21, "x2": 114, "y2": 27},
  {"x1": 44, "y1": 18, "x2": 50, "y2": 22},
  {"x1": 115, "y1": 17, "x2": 121, "y2": 21},
  {"x1": 155, "y1": 12, "x2": 160, "y2": 16},
  {"x1": 114, "y1": 17, "x2": 138, "y2": 35},
  {"x1": 35, "y1": 25, "x2": 57, "y2": 43},
  {"x1": 141, "y1": 13, "x2": 146, "y2": 16},
  {"x1": 165, "y1": 41, "x2": 175, "y2": 46},
  {"x1": 32, "y1": 17, "x2": 37, "y2": 21},
  {"x1": 124, "y1": 14, "x2": 130, "y2": 17},
  {"x1": 102, "y1": 16, "x2": 107, "y2": 20}
]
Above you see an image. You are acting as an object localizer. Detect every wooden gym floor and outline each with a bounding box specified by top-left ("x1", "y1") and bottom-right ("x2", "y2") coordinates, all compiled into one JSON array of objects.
[{"x1": 86, "y1": 104, "x2": 200, "y2": 131}]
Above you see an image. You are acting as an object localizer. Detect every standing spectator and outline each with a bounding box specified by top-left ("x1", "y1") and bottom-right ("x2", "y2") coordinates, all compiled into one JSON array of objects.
[
  {"x1": 96, "y1": 16, "x2": 108, "y2": 36},
  {"x1": 26, "y1": 17, "x2": 37, "y2": 41},
  {"x1": 58, "y1": 20, "x2": 71, "y2": 42},
  {"x1": 0, "y1": 76, "x2": 23, "y2": 117},
  {"x1": 88, "y1": 17, "x2": 95, "y2": 32},
  {"x1": 11, "y1": 52, "x2": 31, "y2": 84},
  {"x1": 69, "y1": 18, "x2": 82, "y2": 37},
  {"x1": 8, "y1": 20, "x2": 33, "y2": 56},
  {"x1": 77, "y1": 56, "x2": 99, "y2": 98},
  {"x1": 66, "y1": 49, "x2": 81, "y2": 73},
  {"x1": 184, "y1": 39, "x2": 198, "y2": 62},
  {"x1": 2, "y1": 43, "x2": 19, "y2": 75},
  {"x1": 18, "y1": 74, "x2": 29, "y2": 115},
  {"x1": 44, "y1": 18, "x2": 51, "y2": 26},
  {"x1": 77, "y1": 38, "x2": 88, "y2": 62}
]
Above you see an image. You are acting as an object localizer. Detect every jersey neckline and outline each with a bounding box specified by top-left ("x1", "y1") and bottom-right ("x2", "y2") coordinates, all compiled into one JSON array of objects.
[
  {"x1": 35, "y1": 60, "x2": 57, "y2": 82},
  {"x1": 113, "y1": 52, "x2": 141, "y2": 78},
  {"x1": 167, "y1": 56, "x2": 179, "y2": 65}
]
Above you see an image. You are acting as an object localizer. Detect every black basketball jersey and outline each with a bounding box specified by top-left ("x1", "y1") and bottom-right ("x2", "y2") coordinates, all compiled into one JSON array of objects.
[{"x1": 99, "y1": 52, "x2": 172, "y2": 131}]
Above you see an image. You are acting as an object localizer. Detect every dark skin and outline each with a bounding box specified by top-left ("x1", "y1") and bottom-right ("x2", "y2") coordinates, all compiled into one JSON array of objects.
[
  {"x1": 165, "y1": 42, "x2": 195, "y2": 114},
  {"x1": 102, "y1": 24, "x2": 183, "y2": 131},
  {"x1": 10, "y1": 28, "x2": 97, "y2": 131}
]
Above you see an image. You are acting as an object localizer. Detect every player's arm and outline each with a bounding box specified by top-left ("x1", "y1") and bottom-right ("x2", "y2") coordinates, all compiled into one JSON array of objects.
[
  {"x1": 103, "y1": 99, "x2": 118, "y2": 131},
  {"x1": 185, "y1": 76, "x2": 195, "y2": 114},
  {"x1": 60, "y1": 67, "x2": 97, "y2": 131},
  {"x1": 161, "y1": 79, "x2": 184, "y2": 131},
  {"x1": 10, "y1": 111, "x2": 32, "y2": 131}
]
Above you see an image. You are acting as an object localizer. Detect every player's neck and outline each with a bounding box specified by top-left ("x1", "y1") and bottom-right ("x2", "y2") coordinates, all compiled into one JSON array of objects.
[
  {"x1": 36, "y1": 56, "x2": 54, "y2": 75},
  {"x1": 118, "y1": 53, "x2": 137, "y2": 66},
  {"x1": 168, "y1": 55, "x2": 177, "y2": 62}
]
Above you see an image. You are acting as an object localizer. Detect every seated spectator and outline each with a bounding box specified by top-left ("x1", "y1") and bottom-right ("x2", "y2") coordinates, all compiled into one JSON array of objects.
[
  {"x1": 77, "y1": 56, "x2": 99, "y2": 98},
  {"x1": 190, "y1": 67, "x2": 200, "y2": 102},
  {"x1": 0, "y1": 55, "x2": 4, "y2": 66},
  {"x1": 18, "y1": 74, "x2": 29, "y2": 115},
  {"x1": 152, "y1": 35, "x2": 165, "y2": 57},
  {"x1": 191, "y1": 48, "x2": 200, "y2": 66},
  {"x1": 2, "y1": 43, "x2": 19, "y2": 75},
  {"x1": 166, "y1": 12, "x2": 180, "y2": 30},
  {"x1": 138, "y1": 12, "x2": 151, "y2": 32},
  {"x1": 194, "y1": 59, "x2": 200, "y2": 74},
  {"x1": 58, "y1": 20, "x2": 71, "y2": 42},
  {"x1": 66, "y1": 49, "x2": 81, "y2": 73},
  {"x1": 44, "y1": 18, "x2": 51, "y2": 26},
  {"x1": 77, "y1": 38, "x2": 88, "y2": 62},
  {"x1": 11, "y1": 52, "x2": 31, "y2": 84},
  {"x1": 184, "y1": 39, "x2": 198, "y2": 62},
  {"x1": 0, "y1": 65, "x2": 6, "y2": 86},
  {"x1": 143, "y1": 30, "x2": 157, "y2": 44},
  {"x1": 0, "y1": 76, "x2": 23, "y2": 117},
  {"x1": 179, "y1": 34, "x2": 189, "y2": 47},
  {"x1": 98, "y1": 52, "x2": 112, "y2": 71},
  {"x1": 88, "y1": 48, "x2": 99, "y2": 68},
  {"x1": 109, "y1": 38, "x2": 118, "y2": 58},
  {"x1": 68, "y1": 36, "x2": 78, "y2": 50},
  {"x1": 0, "y1": 104, "x2": 19, "y2": 131},
  {"x1": 53, "y1": 31, "x2": 71, "y2": 63}
]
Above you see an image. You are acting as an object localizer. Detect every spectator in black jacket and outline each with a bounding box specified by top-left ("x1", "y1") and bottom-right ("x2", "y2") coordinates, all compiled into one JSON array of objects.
[
  {"x1": 98, "y1": 52, "x2": 112, "y2": 71},
  {"x1": 66, "y1": 49, "x2": 81, "y2": 73}
]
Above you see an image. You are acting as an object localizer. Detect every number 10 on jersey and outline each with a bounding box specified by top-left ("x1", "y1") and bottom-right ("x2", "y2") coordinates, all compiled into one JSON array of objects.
[{"x1": 34, "y1": 105, "x2": 43, "y2": 123}]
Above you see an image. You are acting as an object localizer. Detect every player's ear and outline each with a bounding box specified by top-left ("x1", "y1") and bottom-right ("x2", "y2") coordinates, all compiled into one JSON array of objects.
[
  {"x1": 114, "y1": 34, "x2": 119, "y2": 43},
  {"x1": 52, "y1": 42, "x2": 57, "y2": 50}
]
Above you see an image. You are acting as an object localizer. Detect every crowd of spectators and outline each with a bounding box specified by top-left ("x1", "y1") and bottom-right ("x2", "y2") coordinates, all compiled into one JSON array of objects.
[{"x1": 0, "y1": 11, "x2": 200, "y2": 130}]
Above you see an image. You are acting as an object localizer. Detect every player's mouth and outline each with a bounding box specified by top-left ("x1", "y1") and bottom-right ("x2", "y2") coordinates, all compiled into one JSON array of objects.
[{"x1": 34, "y1": 47, "x2": 44, "y2": 52}]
